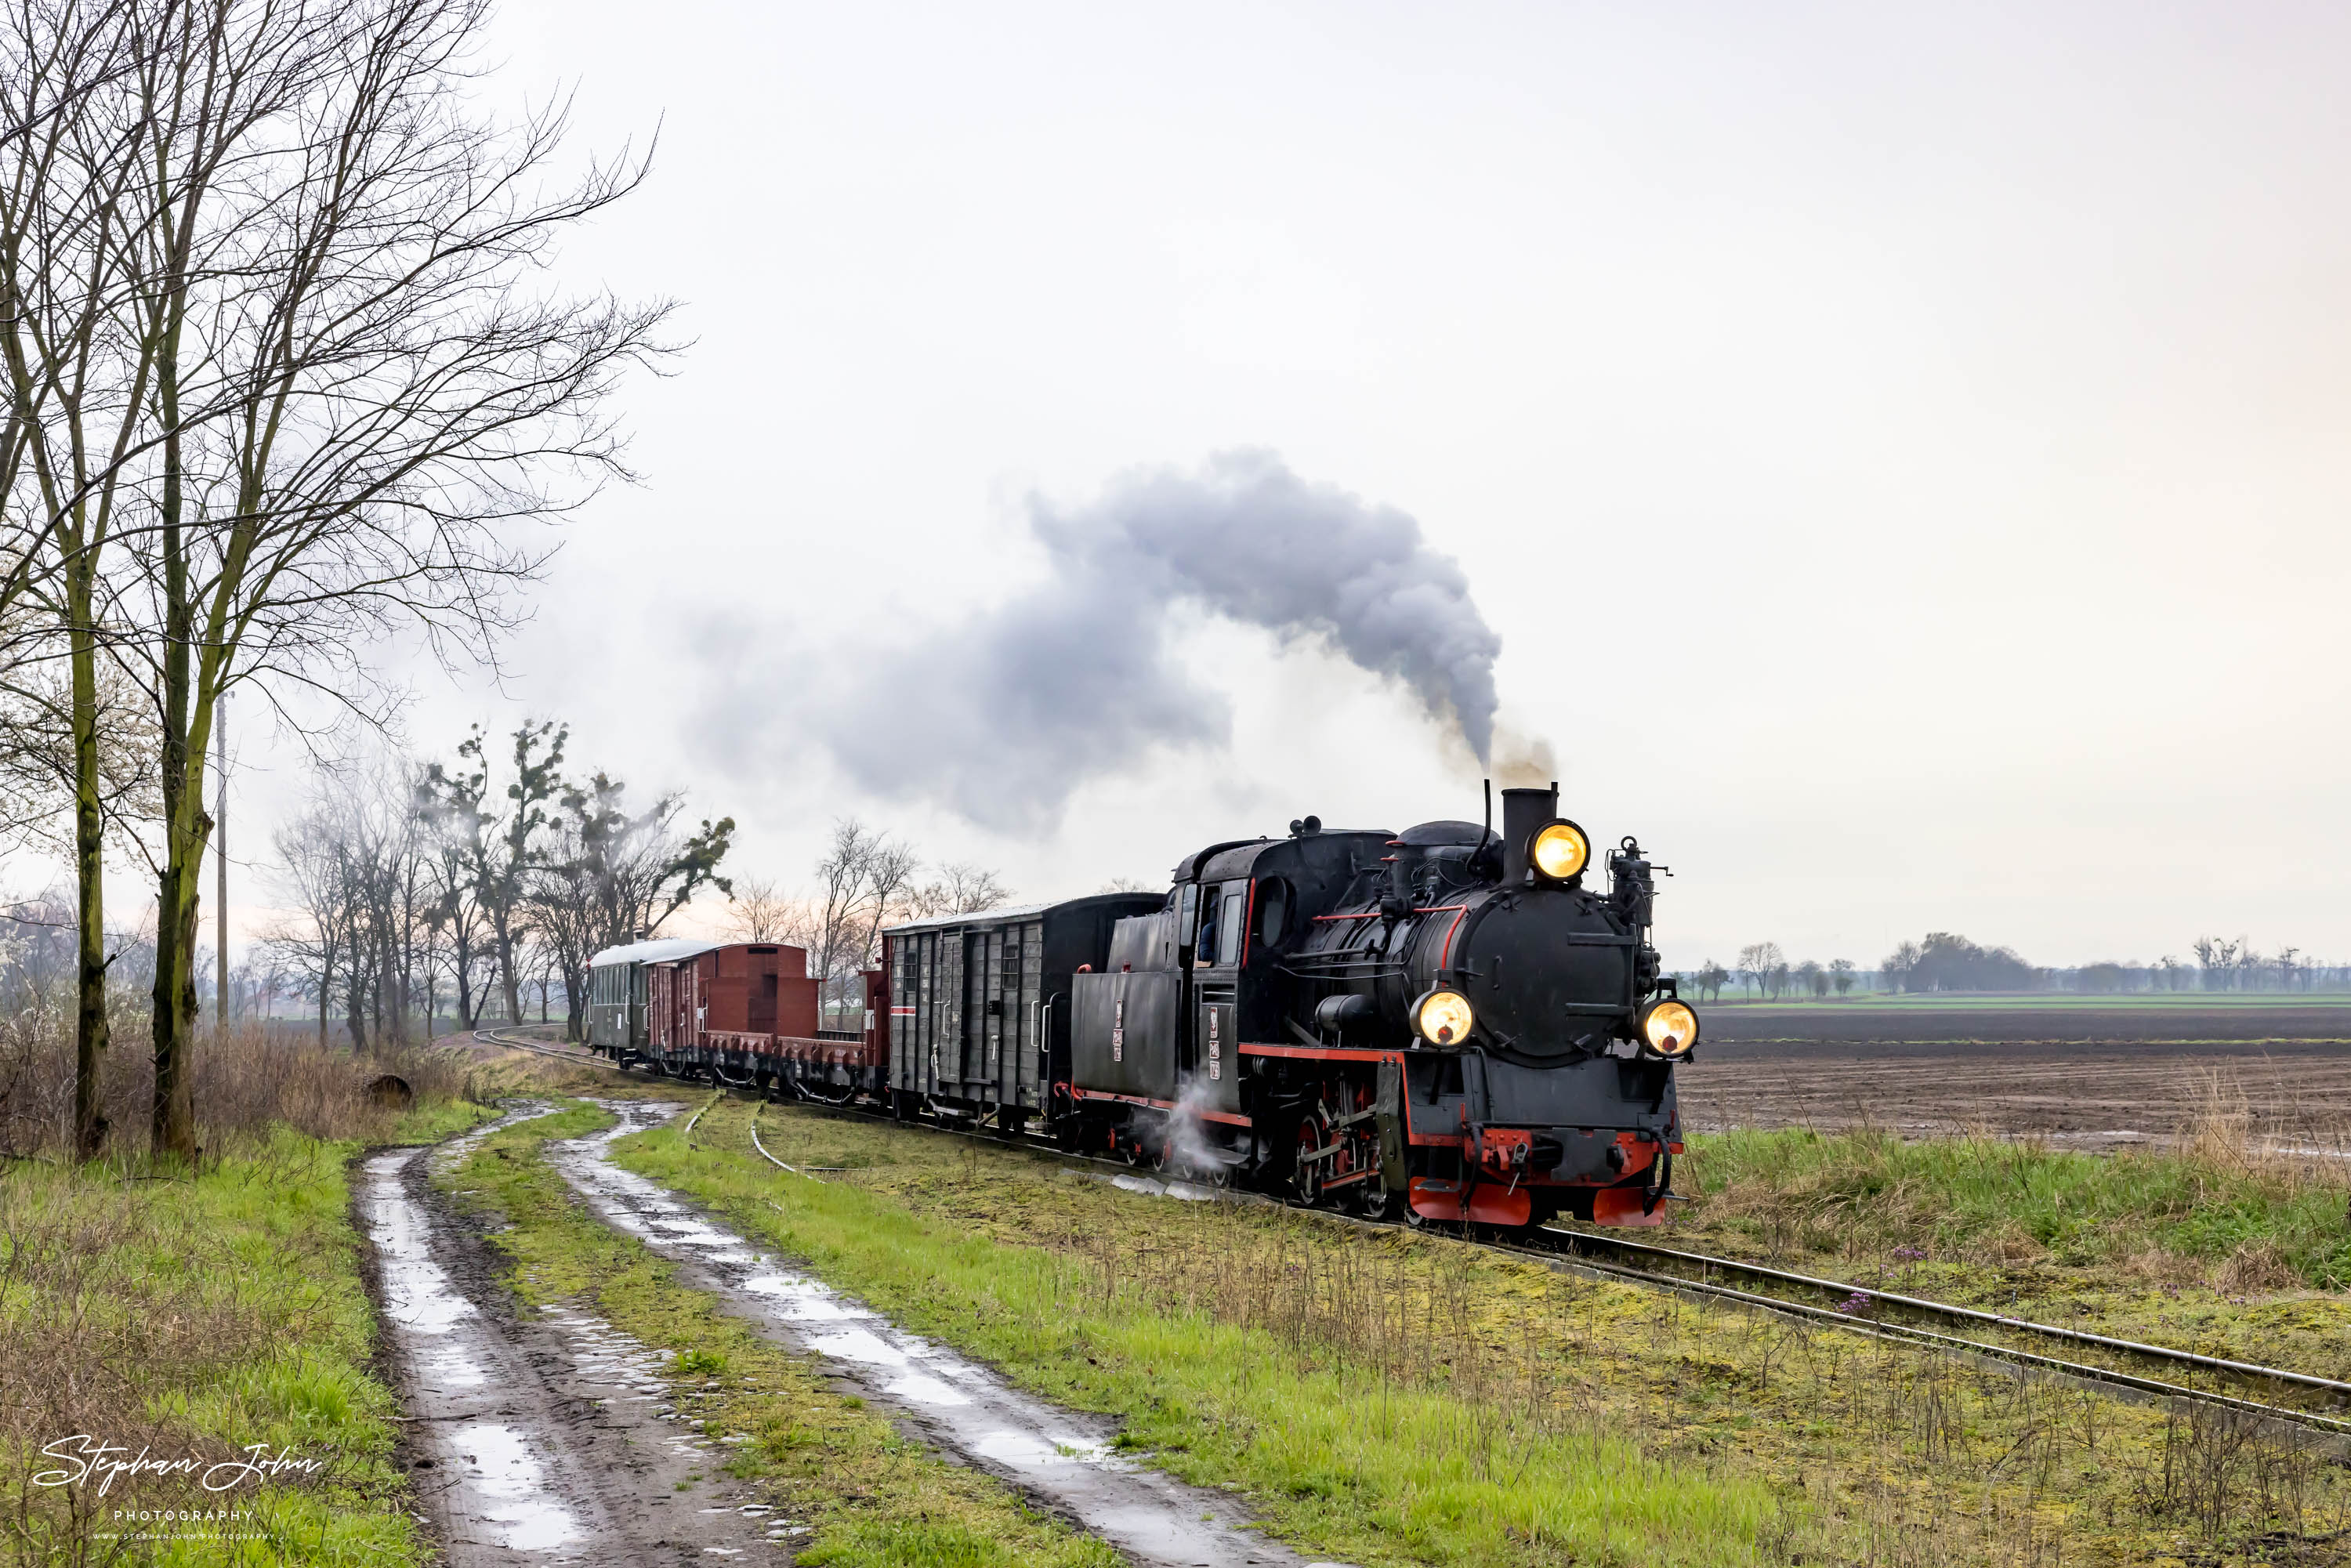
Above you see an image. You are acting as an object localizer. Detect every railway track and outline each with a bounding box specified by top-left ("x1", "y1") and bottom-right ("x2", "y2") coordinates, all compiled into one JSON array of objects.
[
  {"x1": 469, "y1": 1027, "x2": 2351, "y2": 1440},
  {"x1": 1520, "y1": 1229, "x2": 2351, "y2": 1437}
]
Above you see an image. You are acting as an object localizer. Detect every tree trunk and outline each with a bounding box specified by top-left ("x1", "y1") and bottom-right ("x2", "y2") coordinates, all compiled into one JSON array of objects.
[
  {"x1": 498, "y1": 929, "x2": 520, "y2": 1025},
  {"x1": 150, "y1": 839, "x2": 203, "y2": 1158},
  {"x1": 68, "y1": 574, "x2": 109, "y2": 1161},
  {"x1": 150, "y1": 580, "x2": 205, "y2": 1158},
  {"x1": 148, "y1": 262, "x2": 205, "y2": 1163},
  {"x1": 215, "y1": 703, "x2": 229, "y2": 1031},
  {"x1": 564, "y1": 963, "x2": 585, "y2": 1041}
]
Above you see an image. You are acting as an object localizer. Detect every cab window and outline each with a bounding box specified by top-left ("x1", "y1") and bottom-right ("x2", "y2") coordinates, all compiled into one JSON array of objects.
[
  {"x1": 1215, "y1": 884, "x2": 1248, "y2": 967},
  {"x1": 1257, "y1": 878, "x2": 1290, "y2": 947}
]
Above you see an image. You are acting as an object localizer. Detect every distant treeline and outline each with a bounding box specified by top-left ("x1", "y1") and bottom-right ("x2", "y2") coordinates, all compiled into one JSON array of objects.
[{"x1": 1677, "y1": 931, "x2": 2350, "y2": 1001}]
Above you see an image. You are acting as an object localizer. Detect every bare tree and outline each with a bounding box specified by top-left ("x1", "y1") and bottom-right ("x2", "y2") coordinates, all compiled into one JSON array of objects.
[
  {"x1": 0, "y1": 0, "x2": 190, "y2": 1157},
  {"x1": 724, "y1": 876, "x2": 815, "y2": 947},
  {"x1": 527, "y1": 768, "x2": 730, "y2": 1040},
  {"x1": 1736, "y1": 941, "x2": 1782, "y2": 1001},
  {"x1": 806, "y1": 819, "x2": 929, "y2": 1017},
  {"x1": 425, "y1": 723, "x2": 566, "y2": 1029},
  {"x1": 810, "y1": 820, "x2": 877, "y2": 998},
  {"x1": 266, "y1": 791, "x2": 354, "y2": 1048},
  {"x1": 846, "y1": 841, "x2": 918, "y2": 1012},
  {"x1": 78, "y1": 0, "x2": 675, "y2": 1157},
  {"x1": 907, "y1": 862, "x2": 1009, "y2": 919},
  {"x1": 414, "y1": 743, "x2": 494, "y2": 1029}
]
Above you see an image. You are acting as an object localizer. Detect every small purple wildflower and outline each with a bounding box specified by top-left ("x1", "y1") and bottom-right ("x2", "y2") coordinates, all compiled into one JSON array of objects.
[
  {"x1": 1892, "y1": 1246, "x2": 1926, "y2": 1262},
  {"x1": 1834, "y1": 1291, "x2": 1873, "y2": 1315}
]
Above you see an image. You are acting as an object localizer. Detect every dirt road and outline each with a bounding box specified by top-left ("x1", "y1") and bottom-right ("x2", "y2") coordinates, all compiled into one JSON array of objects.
[
  {"x1": 360, "y1": 1109, "x2": 784, "y2": 1564},
  {"x1": 546, "y1": 1099, "x2": 1328, "y2": 1568}
]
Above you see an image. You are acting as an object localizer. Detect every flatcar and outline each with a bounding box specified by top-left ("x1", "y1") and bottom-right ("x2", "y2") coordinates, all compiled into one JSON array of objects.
[{"x1": 591, "y1": 780, "x2": 1695, "y2": 1229}]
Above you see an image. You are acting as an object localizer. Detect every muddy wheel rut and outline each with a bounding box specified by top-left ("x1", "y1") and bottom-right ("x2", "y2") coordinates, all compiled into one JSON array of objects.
[
  {"x1": 368, "y1": 1100, "x2": 1342, "y2": 1567},
  {"x1": 548, "y1": 1098, "x2": 1335, "y2": 1568},
  {"x1": 361, "y1": 1107, "x2": 788, "y2": 1564}
]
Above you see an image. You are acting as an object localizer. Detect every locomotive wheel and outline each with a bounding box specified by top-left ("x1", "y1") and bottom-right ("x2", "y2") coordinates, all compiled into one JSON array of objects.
[
  {"x1": 1292, "y1": 1119, "x2": 1324, "y2": 1207},
  {"x1": 1357, "y1": 1181, "x2": 1400, "y2": 1222}
]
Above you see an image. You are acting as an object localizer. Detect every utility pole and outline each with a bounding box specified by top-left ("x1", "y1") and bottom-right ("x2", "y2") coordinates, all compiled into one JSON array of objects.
[{"x1": 216, "y1": 697, "x2": 230, "y2": 1032}]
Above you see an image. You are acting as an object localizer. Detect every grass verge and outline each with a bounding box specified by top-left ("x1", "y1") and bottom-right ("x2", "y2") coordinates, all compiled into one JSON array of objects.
[
  {"x1": 0, "y1": 1094, "x2": 502, "y2": 1566},
  {"x1": 584, "y1": 1098, "x2": 2348, "y2": 1567},
  {"x1": 1671, "y1": 1124, "x2": 2351, "y2": 1382},
  {"x1": 441, "y1": 1095, "x2": 1122, "y2": 1568}
]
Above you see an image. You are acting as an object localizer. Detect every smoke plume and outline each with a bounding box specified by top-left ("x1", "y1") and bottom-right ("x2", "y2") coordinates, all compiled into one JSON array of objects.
[{"x1": 759, "y1": 451, "x2": 1507, "y2": 831}]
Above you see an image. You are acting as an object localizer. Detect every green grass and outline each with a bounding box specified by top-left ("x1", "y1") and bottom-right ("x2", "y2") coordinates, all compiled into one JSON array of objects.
[
  {"x1": 602, "y1": 1100, "x2": 2351, "y2": 1566},
  {"x1": 441, "y1": 1098, "x2": 1122, "y2": 1568},
  {"x1": 1683, "y1": 1126, "x2": 2351, "y2": 1289},
  {"x1": 614, "y1": 1110, "x2": 1796, "y2": 1567},
  {"x1": 1665, "y1": 1126, "x2": 2351, "y2": 1396},
  {"x1": 0, "y1": 1122, "x2": 488, "y2": 1564}
]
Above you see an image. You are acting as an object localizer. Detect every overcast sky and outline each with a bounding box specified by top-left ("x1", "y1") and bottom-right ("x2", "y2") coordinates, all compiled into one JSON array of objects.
[{"x1": 186, "y1": 0, "x2": 2351, "y2": 972}]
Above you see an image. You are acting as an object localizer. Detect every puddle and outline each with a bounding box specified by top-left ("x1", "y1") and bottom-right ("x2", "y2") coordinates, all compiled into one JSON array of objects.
[
  {"x1": 1106, "y1": 1172, "x2": 1222, "y2": 1201},
  {"x1": 450, "y1": 1422, "x2": 582, "y2": 1552},
  {"x1": 364, "y1": 1106, "x2": 777, "y2": 1563},
  {"x1": 551, "y1": 1099, "x2": 1331, "y2": 1568},
  {"x1": 362, "y1": 1139, "x2": 592, "y2": 1560}
]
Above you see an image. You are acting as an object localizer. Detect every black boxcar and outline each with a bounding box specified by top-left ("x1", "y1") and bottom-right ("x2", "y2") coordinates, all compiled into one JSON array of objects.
[{"x1": 883, "y1": 894, "x2": 1161, "y2": 1130}]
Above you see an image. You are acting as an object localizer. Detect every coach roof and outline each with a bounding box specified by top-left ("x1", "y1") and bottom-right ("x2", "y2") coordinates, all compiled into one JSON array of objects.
[
  {"x1": 588, "y1": 936, "x2": 726, "y2": 969},
  {"x1": 883, "y1": 892, "x2": 1163, "y2": 938}
]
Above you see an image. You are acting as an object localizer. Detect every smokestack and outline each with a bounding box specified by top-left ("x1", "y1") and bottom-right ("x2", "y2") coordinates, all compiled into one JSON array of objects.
[{"x1": 1500, "y1": 784, "x2": 1559, "y2": 884}]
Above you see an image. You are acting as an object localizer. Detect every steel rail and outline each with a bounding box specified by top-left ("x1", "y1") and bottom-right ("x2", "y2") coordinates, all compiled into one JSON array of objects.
[
  {"x1": 1499, "y1": 1234, "x2": 2351, "y2": 1437},
  {"x1": 1538, "y1": 1226, "x2": 2351, "y2": 1400},
  {"x1": 748, "y1": 1110, "x2": 820, "y2": 1181},
  {"x1": 469, "y1": 1027, "x2": 2351, "y2": 1432}
]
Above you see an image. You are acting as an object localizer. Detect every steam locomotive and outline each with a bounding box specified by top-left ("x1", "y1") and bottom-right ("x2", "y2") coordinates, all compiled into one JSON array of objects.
[{"x1": 586, "y1": 782, "x2": 1695, "y2": 1228}]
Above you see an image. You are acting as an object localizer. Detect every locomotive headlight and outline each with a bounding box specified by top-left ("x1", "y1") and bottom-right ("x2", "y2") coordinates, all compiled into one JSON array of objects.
[
  {"x1": 1637, "y1": 998, "x2": 1700, "y2": 1059},
  {"x1": 1414, "y1": 989, "x2": 1476, "y2": 1046},
  {"x1": 1530, "y1": 820, "x2": 1591, "y2": 882}
]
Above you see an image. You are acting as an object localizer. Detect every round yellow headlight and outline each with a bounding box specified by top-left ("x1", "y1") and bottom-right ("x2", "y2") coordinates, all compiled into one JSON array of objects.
[
  {"x1": 1639, "y1": 999, "x2": 1699, "y2": 1058},
  {"x1": 1415, "y1": 990, "x2": 1476, "y2": 1045},
  {"x1": 1531, "y1": 820, "x2": 1590, "y2": 881}
]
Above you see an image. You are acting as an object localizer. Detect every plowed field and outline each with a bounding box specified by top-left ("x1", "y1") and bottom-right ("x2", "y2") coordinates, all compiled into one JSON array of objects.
[{"x1": 1678, "y1": 998, "x2": 2351, "y2": 1146}]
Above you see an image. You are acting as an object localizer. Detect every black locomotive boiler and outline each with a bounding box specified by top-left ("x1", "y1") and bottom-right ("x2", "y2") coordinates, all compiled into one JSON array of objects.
[{"x1": 882, "y1": 783, "x2": 1697, "y2": 1228}]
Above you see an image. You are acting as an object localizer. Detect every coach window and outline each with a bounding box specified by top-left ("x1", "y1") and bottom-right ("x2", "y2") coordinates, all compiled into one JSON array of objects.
[{"x1": 1215, "y1": 882, "x2": 1248, "y2": 968}]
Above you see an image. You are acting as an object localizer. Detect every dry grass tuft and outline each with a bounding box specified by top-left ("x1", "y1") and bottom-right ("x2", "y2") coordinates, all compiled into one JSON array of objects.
[
  {"x1": 2215, "y1": 1240, "x2": 2305, "y2": 1297},
  {"x1": 0, "y1": 1013, "x2": 489, "y2": 1163},
  {"x1": 2118, "y1": 1246, "x2": 2209, "y2": 1287}
]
